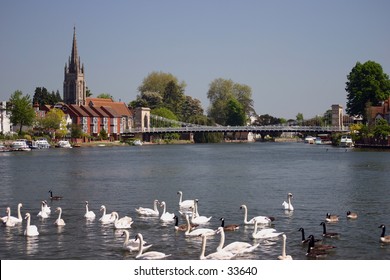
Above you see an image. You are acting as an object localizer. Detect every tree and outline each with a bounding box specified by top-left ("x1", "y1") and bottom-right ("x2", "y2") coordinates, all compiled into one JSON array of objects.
[
  {"x1": 226, "y1": 98, "x2": 246, "y2": 126},
  {"x1": 346, "y1": 61, "x2": 390, "y2": 121},
  {"x1": 163, "y1": 80, "x2": 185, "y2": 118},
  {"x1": 33, "y1": 87, "x2": 62, "y2": 106},
  {"x1": 181, "y1": 96, "x2": 204, "y2": 123},
  {"x1": 138, "y1": 71, "x2": 186, "y2": 96},
  {"x1": 373, "y1": 119, "x2": 390, "y2": 140},
  {"x1": 9, "y1": 90, "x2": 36, "y2": 134},
  {"x1": 96, "y1": 93, "x2": 114, "y2": 100},
  {"x1": 296, "y1": 113, "x2": 304, "y2": 125},
  {"x1": 39, "y1": 108, "x2": 65, "y2": 138}
]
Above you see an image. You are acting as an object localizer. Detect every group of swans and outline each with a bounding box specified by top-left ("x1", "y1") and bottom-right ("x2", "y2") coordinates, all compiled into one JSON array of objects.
[
  {"x1": 252, "y1": 219, "x2": 283, "y2": 239},
  {"x1": 110, "y1": 212, "x2": 133, "y2": 229},
  {"x1": 1, "y1": 203, "x2": 23, "y2": 226},
  {"x1": 121, "y1": 230, "x2": 152, "y2": 252},
  {"x1": 135, "y1": 233, "x2": 171, "y2": 260}
]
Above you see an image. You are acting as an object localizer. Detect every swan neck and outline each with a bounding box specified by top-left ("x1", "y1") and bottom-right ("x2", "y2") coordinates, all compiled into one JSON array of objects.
[
  {"x1": 185, "y1": 215, "x2": 191, "y2": 234},
  {"x1": 200, "y1": 236, "x2": 207, "y2": 259},
  {"x1": 137, "y1": 234, "x2": 144, "y2": 257},
  {"x1": 18, "y1": 204, "x2": 22, "y2": 219},
  {"x1": 282, "y1": 236, "x2": 286, "y2": 257},
  {"x1": 242, "y1": 206, "x2": 248, "y2": 223},
  {"x1": 217, "y1": 229, "x2": 225, "y2": 250}
]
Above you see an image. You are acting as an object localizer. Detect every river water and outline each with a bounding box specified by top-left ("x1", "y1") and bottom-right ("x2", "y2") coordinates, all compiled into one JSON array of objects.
[{"x1": 1, "y1": 142, "x2": 390, "y2": 260}]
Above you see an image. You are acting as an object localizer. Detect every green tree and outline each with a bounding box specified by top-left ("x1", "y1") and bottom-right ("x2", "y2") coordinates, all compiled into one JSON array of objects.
[
  {"x1": 163, "y1": 80, "x2": 185, "y2": 118},
  {"x1": 33, "y1": 87, "x2": 62, "y2": 106},
  {"x1": 346, "y1": 61, "x2": 390, "y2": 121},
  {"x1": 296, "y1": 113, "x2": 304, "y2": 125},
  {"x1": 99, "y1": 128, "x2": 108, "y2": 140},
  {"x1": 40, "y1": 108, "x2": 65, "y2": 136},
  {"x1": 181, "y1": 96, "x2": 204, "y2": 123},
  {"x1": 151, "y1": 107, "x2": 178, "y2": 127},
  {"x1": 226, "y1": 98, "x2": 246, "y2": 126},
  {"x1": 138, "y1": 71, "x2": 186, "y2": 96},
  {"x1": 9, "y1": 90, "x2": 36, "y2": 135},
  {"x1": 373, "y1": 119, "x2": 390, "y2": 140},
  {"x1": 97, "y1": 93, "x2": 114, "y2": 100},
  {"x1": 70, "y1": 123, "x2": 84, "y2": 139}
]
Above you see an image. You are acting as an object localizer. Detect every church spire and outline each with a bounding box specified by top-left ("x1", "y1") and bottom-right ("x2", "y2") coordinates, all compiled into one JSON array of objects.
[{"x1": 69, "y1": 26, "x2": 79, "y2": 73}]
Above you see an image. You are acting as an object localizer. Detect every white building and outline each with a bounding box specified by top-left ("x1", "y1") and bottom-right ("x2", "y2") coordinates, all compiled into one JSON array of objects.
[{"x1": 0, "y1": 101, "x2": 11, "y2": 135}]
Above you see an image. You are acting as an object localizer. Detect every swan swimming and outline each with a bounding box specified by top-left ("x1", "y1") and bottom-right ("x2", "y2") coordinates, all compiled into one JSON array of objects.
[
  {"x1": 1, "y1": 203, "x2": 23, "y2": 224},
  {"x1": 159, "y1": 201, "x2": 175, "y2": 222},
  {"x1": 84, "y1": 201, "x2": 96, "y2": 219},
  {"x1": 252, "y1": 220, "x2": 283, "y2": 239},
  {"x1": 282, "y1": 193, "x2": 294, "y2": 211},
  {"x1": 135, "y1": 199, "x2": 159, "y2": 216},
  {"x1": 277, "y1": 234, "x2": 293, "y2": 260},
  {"x1": 199, "y1": 233, "x2": 235, "y2": 260},
  {"x1": 24, "y1": 213, "x2": 39, "y2": 236},
  {"x1": 111, "y1": 212, "x2": 133, "y2": 229},
  {"x1": 99, "y1": 205, "x2": 115, "y2": 223},
  {"x1": 42, "y1": 200, "x2": 51, "y2": 215},
  {"x1": 135, "y1": 233, "x2": 171, "y2": 260},
  {"x1": 4, "y1": 207, "x2": 16, "y2": 227},
  {"x1": 177, "y1": 191, "x2": 195, "y2": 209},
  {"x1": 184, "y1": 214, "x2": 215, "y2": 237},
  {"x1": 54, "y1": 207, "x2": 66, "y2": 226},
  {"x1": 121, "y1": 230, "x2": 152, "y2": 252},
  {"x1": 215, "y1": 227, "x2": 259, "y2": 255},
  {"x1": 190, "y1": 202, "x2": 212, "y2": 225},
  {"x1": 37, "y1": 201, "x2": 49, "y2": 218},
  {"x1": 240, "y1": 204, "x2": 272, "y2": 225}
]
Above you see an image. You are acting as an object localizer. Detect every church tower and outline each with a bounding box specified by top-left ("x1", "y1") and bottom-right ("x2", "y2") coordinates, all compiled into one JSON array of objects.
[{"x1": 63, "y1": 27, "x2": 86, "y2": 105}]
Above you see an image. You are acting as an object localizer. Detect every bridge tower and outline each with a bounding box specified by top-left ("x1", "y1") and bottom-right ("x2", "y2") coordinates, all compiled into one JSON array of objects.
[
  {"x1": 331, "y1": 104, "x2": 343, "y2": 129},
  {"x1": 134, "y1": 107, "x2": 150, "y2": 131}
]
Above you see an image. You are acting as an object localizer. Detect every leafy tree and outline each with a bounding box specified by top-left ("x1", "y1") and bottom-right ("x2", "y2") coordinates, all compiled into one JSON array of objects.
[
  {"x1": 96, "y1": 93, "x2": 114, "y2": 100},
  {"x1": 33, "y1": 87, "x2": 62, "y2": 106},
  {"x1": 9, "y1": 90, "x2": 36, "y2": 134},
  {"x1": 346, "y1": 61, "x2": 390, "y2": 121},
  {"x1": 163, "y1": 80, "x2": 185, "y2": 117},
  {"x1": 373, "y1": 118, "x2": 390, "y2": 140},
  {"x1": 40, "y1": 108, "x2": 65, "y2": 136},
  {"x1": 233, "y1": 83, "x2": 256, "y2": 116},
  {"x1": 99, "y1": 128, "x2": 108, "y2": 140},
  {"x1": 70, "y1": 123, "x2": 84, "y2": 139},
  {"x1": 138, "y1": 71, "x2": 186, "y2": 96},
  {"x1": 86, "y1": 87, "x2": 93, "y2": 97},
  {"x1": 181, "y1": 96, "x2": 204, "y2": 123},
  {"x1": 151, "y1": 107, "x2": 178, "y2": 127},
  {"x1": 226, "y1": 98, "x2": 246, "y2": 126},
  {"x1": 296, "y1": 113, "x2": 304, "y2": 125}
]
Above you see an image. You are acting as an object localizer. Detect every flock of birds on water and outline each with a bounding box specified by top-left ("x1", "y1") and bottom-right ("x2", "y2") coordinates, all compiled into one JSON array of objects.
[{"x1": 2, "y1": 190, "x2": 390, "y2": 260}]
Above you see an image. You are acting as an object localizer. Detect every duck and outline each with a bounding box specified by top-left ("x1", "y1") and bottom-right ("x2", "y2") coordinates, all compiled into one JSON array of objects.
[
  {"x1": 173, "y1": 215, "x2": 198, "y2": 232},
  {"x1": 346, "y1": 211, "x2": 358, "y2": 219},
  {"x1": 277, "y1": 234, "x2": 293, "y2": 260},
  {"x1": 298, "y1": 227, "x2": 322, "y2": 244},
  {"x1": 184, "y1": 214, "x2": 215, "y2": 237},
  {"x1": 159, "y1": 201, "x2": 175, "y2": 222},
  {"x1": 320, "y1": 222, "x2": 340, "y2": 238},
  {"x1": 199, "y1": 233, "x2": 235, "y2": 260},
  {"x1": 177, "y1": 191, "x2": 195, "y2": 210},
  {"x1": 252, "y1": 220, "x2": 283, "y2": 239},
  {"x1": 325, "y1": 213, "x2": 339, "y2": 222},
  {"x1": 282, "y1": 193, "x2": 294, "y2": 211},
  {"x1": 48, "y1": 190, "x2": 63, "y2": 200},
  {"x1": 99, "y1": 205, "x2": 115, "y2": 223},
  {"x1": 111, "y1": 212, "x2": 133, "y2": 229},
  {"x1": 378, "y1": 224, "x2": 390, "y2": 243},
  {"x1": 190, "y1": 202, "x2": 212, "y2": 225},
  {"x1": 1, "y1": 203, "x2": 23, "y2": 224},
  {"x1": 37, "y1": 201, "x2": 49, "y2": 218},
  {"x1": 220, "y1": 217, "x2": 239, "y2": 231},
  {"x1": 4, "y1": 207, "x2": 16, "y2": 227},
  {"x1": 54, "y1": 207, "x2": 66, "y2": 226},
  {"x1": 135, "y1": 199, "x2": 159, "y2": 216},
  {"x1": 240, "y1": 204, "x2": 273, "y2": 225},
  {"x1": 24, "y1": 213, "x2": 39, "y2": 236},
  {"x1": 135, "y1": 233, "x2": 171, "y2": 260},
  {"x1": 215, "y1": 226, "x2": 259, "y2": 255},
  {"x1": 84, "y1": 201, "x2": 96, "y2": 219},
  {"x1": 121, "y1": 230, "x2": 152, "y2": 252},
  {"x1": 306, "y1": 234, "x2": 336, "y2": 250}
]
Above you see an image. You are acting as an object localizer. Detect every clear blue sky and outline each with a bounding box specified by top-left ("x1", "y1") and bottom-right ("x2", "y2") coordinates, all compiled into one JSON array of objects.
[{"x1": 1, "y1": 0, "x2": 389, "y2": 120}]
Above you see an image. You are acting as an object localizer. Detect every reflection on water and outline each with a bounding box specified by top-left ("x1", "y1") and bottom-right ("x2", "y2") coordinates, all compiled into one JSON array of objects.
[{"x1": 1, "y1": 143, "x2": 390, "y2": 260}]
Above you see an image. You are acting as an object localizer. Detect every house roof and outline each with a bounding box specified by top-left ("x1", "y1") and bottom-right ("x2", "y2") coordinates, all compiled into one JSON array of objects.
[{"x1": 86, "y1": 97, "x2": 132, "y2": 117}]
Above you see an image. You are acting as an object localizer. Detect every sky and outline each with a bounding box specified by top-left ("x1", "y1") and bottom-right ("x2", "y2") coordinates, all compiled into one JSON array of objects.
[{"x1": 1, "y1": 0, "x2": 389, "y2": 120}]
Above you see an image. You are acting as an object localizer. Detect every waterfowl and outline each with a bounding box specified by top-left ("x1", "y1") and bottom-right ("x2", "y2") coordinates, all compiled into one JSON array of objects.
[
  {"x1": 121, "y1": 230, "x2": 152, "y2": 252},
  {"x1": 215, "y1": 227, "x2": 259, "y2": 255},
  {"x1": 54, "y1": 207, "x2": 66, "y2": 226},
  {"x1": 111, "y1": 212, "x2": 133, "y2": 229},
  {"x1": 37, "y1": 201, "x2": 49, "y2": 218},
  {"x1": 240, "y1": 204, "x2": 273, "y2": 225},
  {"x1": 1, "y1": 203, "x2": 23, "y2": 224},
  {"x1": 135, "y1": 233, "x2": 171, "y2": 260},
  {"x1": 173, "y1": 215, "x2": 197, "y2": 232},
  {"x1": 378, "y1": 224, "x2": 390, "y2": 243},
  {"x1": 4, "y1": 207, "x2": 16, "y2": 227},
  {"x1": 48, "y1": 190, "x2": 63, "y2": 200},
  {"x1": 177, "y1": 191, "x2": 195, "y2": 209},
  {"x1": 190, "y1": 202, "x2": 212, "y2": 225},
  {"x1": 220, "y1": 217, "x2": 239, "y2": 231},
  {"x1": 42, "y1": 201, "x2": 51, "y2": 215},
  {"x1": 99, "y1": 205, "x2": 115, "y2": 223},
  {"x1": 252, "y1": 220, "x2": 283, "y2": 239},
  {"x1": 277, "y1": 234, "x2": 293, "y2": 260},
  {"x1": 346, "y1": 211, "x2": 358, "y2": 219},
  {"x1": 199, "y1": 233, "x2": 235, "y2": 260},
  {"x1": 320, "y1": 222, "x2": 340, "y2": 238},
  {"x1": 298, "y1": 227, "x2": 321, "y2": 244},
  {"x1": 306, "y1": 234, "x2": 336, "y2": 250},
  {"x1": 282, "y1": 193, "x2": 294, "y2": 211},
  {"x1": 84, "y1": 201, "x2": 96, "y2": 219},
  {"x1": 184, "y1": 214, "x2": 215, "y2": 237},
  {"x1": 159, "y1": 201, "x2": 175, "y2": 222},
  {"x1": 135, "y1": 199, "x2": 159, "y2": 216},
  {"x1": 24, "y1": 213, "x2": 39, "y2": 236},
  {"x1": 325, "y1": 213, "x2": 339, "y2": 222},
  {"x1": 306, "y1": 239, "x2": 328, "y2": 259}
]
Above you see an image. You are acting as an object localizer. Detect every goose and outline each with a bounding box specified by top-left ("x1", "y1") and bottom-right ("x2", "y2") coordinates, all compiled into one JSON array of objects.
[
  {"x1": 111, "y1": 212, "x2": 133, "y2": 229},
  {"x1": 24, "y1": 213, "x2": 39, "y2": 236},
  {"x1": 48, "y1": 190, "x2": 63, "y2": 200},
  {"x1": 173, "y1": 215, "x2": 198, "y2": 232},
  {"x1": 42, "y1": 201, "x2": 51, "y2": 215},
  {"x1": 320, "y1": 222, "x2": 340, "y2": 238},
  {"x1": 215, "y1": 227, "x2": 259, "y2": 255},
  {"x1": 199, "y1": 233, "x2": 235, "y2": 260},
  {"x1": 325, "y1": 213, "x2": 339, "y2": 222},
  {"x1": 220, "y1": 217, "x2": 239, "y2": 231},
  {"x1": 135, "y1": 233, "x2": 171, "y2": 260},
  {"x1": 346, "y1": 211, "x2": 358, "y2": 219},
  {"x1": 135, "y1": 199, "x2": 159, "y2": 216},
  {"x1": 1, "y1": 203, "x2": 23, "y2": 224},
  {"x1": 84, "y1": 201, "x2": 96, "y2": 219},
  {"x1": 282, "y1": 193, "x2": 294, "y2": 211},
  {"x1": 190, "y1": 203, "x2": 212, "y2": 225},
  {"x1": 378, "y1": 224, "x2": 390, "y2": 243},
  {"x1": 277, "y1": 234, "x2": 293, "y2": 260},
  {"x1": 177, "y1": 191, "x2": 195, "y2": 209},
  {"x1": 99, "y1": 205, "x2": 115, "y2": 223},
  {"x1": 306, "y1": 234, "x2": 336, "y2": 250},
  {"x1": 305, "y1": 239, "x2": 328, "y2": 259},
  {"x1": 37, "y1": 201, "x2": 49, "y2": 218},
  {"x1": 184, "y1": 214, "x2": 215, "y2": 237},
  {"x1": 240, "y1": 204, "x2": 273, "y2": 225},
  {"x1": 4, "y1": 207, "x2": 16, "y2": 227},
  {"x1": 252, "y1": 220, "x2": 283, "y2": 239},
  {"x1": 121, "y1": 230, "x2": 152, "y2": 252},
  {"x1": 298, "y1": 227, "x2": 321, "y2": 244},
  {"x1": 159, "y1": 201, "x2": 175, "y2": 222},
  {"x1": 54, "y1": 207, "x2": 66, "y2": 226}
]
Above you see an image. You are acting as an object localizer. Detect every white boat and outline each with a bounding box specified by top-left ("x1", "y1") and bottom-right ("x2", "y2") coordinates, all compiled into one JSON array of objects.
[
  {"x1": 340, "y1": 135, "x2": 354, "y2": 147},
  {"x1": 315, "y1": 137, "x2": 322, "y2": 145},
  {"x1": 304, "y1": 136, "x2": 315, "y2": 144},
  {"x1": 133, "y1": 140, "x2": 143, "y2": 146},
  {"x1": 11, "y1": 139, "x2": 31, "y2": 151},
  {"x1": 35, "y1": 138, "x2": 51, "y2": 149},
  {"x1": 56, "y1": 140, "x2": 72, "y2": 148}
]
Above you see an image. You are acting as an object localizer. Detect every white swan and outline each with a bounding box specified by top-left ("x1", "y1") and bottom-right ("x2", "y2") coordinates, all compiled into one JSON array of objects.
[
  {"x1": 184, "y1": 214, "x2": 215, "y2": 237},
  {"x1": 278, "y1": 234, "x2": 293, "y2": 260},
  {"x1": 4, "y1": 207, "x2": 16, "y2": 227},
  {"x1": 121, "y1": 230, "x2": 152, "y2": 252},
  {"x1": 177, "y1": 191, "x2": 195, "y2": 209},
  {"x1": 42, "y1": 200, "x2": 51, "y2": 215},
  {"x1": 215, "y1": 227, "x2": 259, "y2": 254},
  {"x1": 190, "y1": 202, "x2": 212, "y2": 225},
  {"x1": 282, "y1": 193, "x2": 294, "y2": 211},
  {"x1": 135, "y1": 199, "x2": 159, "y2": 216},
  {"x1": 24, "y1": 213, "x2": 39, "y2": 236},
  {"x1": 54, "y1": 207, "x2": 66, "y2": 226},
  {"x1": 199, "y1": 233, "x2": 235, "y2": 260},
  {"x1": 37, "y1": 201, "x2": 49, "y2": 218},
  {"x1": 111, "y1": 212, "x2": 133, "y2": 229},
  {"x1": 159, "y1": 201, "x2": 175, "y2": 222},
  {"x1": 84, "y1": 201, "x2": 96, "y2": 219},
  {"x1": 99, "y1": 205, "x2": 115, "y2": 223},
  {"x1": 252, "y1": 220, "x2": 283, "y2": 239},
  {"x1": 135, "y1": 233, "x2": 171, "y2": 260},
  {"x1": 2, "y1": 203, "x2": 23, "y2": 224},
  {"x1": 240, "y1": 204, "x2": 272, "y2": 225}
]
